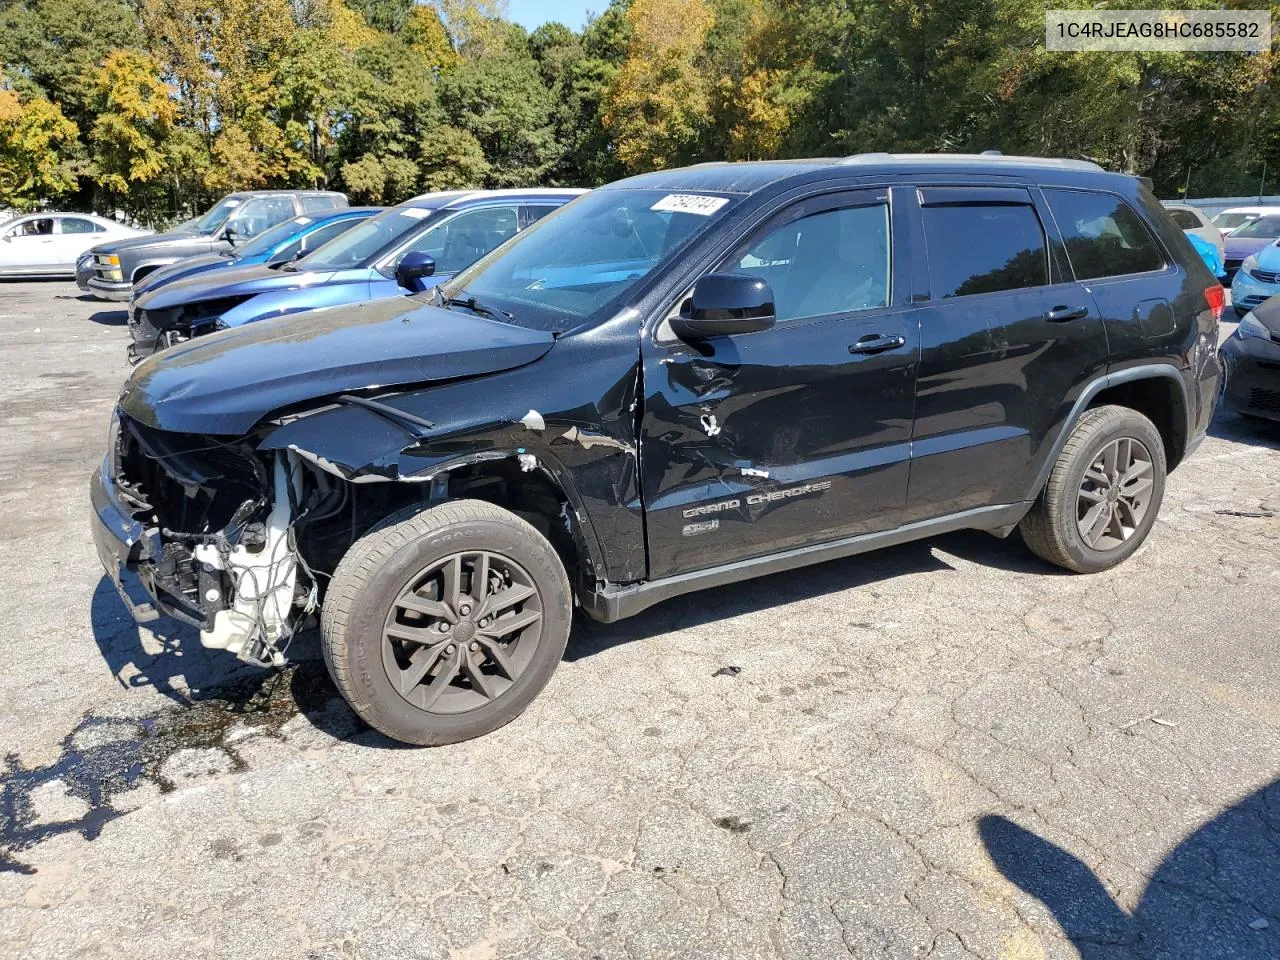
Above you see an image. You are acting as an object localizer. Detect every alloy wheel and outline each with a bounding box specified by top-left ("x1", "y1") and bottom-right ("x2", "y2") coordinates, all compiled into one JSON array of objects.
[
  {"x1": 381, "y1": 550, "x2": 543, "y2": 714},
  {"x1": 1076, "y1": 436, "x2": 1155, "y2": 551}
]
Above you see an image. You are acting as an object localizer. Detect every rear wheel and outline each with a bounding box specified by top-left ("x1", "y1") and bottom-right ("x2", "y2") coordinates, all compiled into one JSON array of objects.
[
  {"x1": 1019, "y1": 405, "x2": 1167, "y2": 573},
  {"x1": 321, "y1": 499, "x2": 572, "y2": 745}
]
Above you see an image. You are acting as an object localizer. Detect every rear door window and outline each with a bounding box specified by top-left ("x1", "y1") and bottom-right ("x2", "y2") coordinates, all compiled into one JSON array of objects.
[
  {"x1": 1044, "y1": 189, "x2": 1166, "y2": 280},
  {"x1": 58, "y1": 217, "x2": 102, "y2": 234},
  {"x1": 922, "y1": 203, "x2": 1048, "y2": 298}
]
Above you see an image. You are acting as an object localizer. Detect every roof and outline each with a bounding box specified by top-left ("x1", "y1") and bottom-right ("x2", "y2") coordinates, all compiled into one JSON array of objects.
[
  {"x1": 603, "y1": 153, "x2": 1126, "y2": 196},
  {"x1": 394, "y1": 188, "x2": 588, "y2": 211},
  {"x1": 227, "y1": 189, "x2": 346, "y2": 198},
  {"x1": 1217, "y1": 205, "x2": 1280, "y2": 214}
]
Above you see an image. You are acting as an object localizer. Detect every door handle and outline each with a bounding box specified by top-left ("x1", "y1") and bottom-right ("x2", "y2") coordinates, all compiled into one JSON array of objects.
[
  {"x1": 849, "y1": 334, "x2": 906, "y2": 354},
  {"x1": 1045, "y1": 305, "x2": 1089, "y2": 322}
]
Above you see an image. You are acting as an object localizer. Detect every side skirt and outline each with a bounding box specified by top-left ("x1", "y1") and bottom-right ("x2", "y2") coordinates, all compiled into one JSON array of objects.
[{"x1": 581, "y1": 501, "x2": 1033, "y2": 623}]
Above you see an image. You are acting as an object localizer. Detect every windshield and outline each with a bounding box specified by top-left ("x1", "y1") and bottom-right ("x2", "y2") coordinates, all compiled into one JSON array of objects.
[
  {"x1": 1229, "y1": 215, "x2": 1280, "y2": 239},
  {"x1": 298, "y1": 206, "x2": 437, "y2": 270},
  {"x1": 1212, "y1": 212, "x2": 1254, "y2": 230},
  {"x1": 191, "y1": 197, "x2": 244, "y2": 235},
  {"x1": 235, "y1": 215, "x2": 314, "y2": 259},
  {"x1": 440, "y1": 189, "x2": 740, "y2": 331}
]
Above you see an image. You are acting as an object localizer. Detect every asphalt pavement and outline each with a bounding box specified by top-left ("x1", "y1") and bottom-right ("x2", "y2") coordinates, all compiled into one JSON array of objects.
[{"x1": 1, "y1": 281, "x2": 1278, "y2": 959}]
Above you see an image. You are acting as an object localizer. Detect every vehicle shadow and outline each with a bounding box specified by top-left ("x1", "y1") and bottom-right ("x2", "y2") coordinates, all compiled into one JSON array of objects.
[
  {"x1": 979, "y1": 777, "x2": 1280, "y2": 958},
  {"x1": 89, "y1": 576, "x2": 265, "y2": 706},
  {"x1": 1209, "y1": 409, "x2": 1280, "y2": 449},
  {"x1": 568, "y1": 529, "x2": 1060, "y2": 661},
  {"x1": 86, "y1": 309, "x2": 127, "y2": 326}
]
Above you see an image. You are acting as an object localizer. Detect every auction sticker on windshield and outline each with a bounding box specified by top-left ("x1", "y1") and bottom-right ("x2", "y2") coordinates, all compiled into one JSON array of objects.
[
  {"x1": 651, "y1": 194, "x2": 730, "y2": 216},
  {"x1": 398, "y1": 208, "x2": 432, "y2": 220}
]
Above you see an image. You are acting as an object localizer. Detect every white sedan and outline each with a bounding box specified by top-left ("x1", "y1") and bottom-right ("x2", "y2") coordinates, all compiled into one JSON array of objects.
[{"x1": 0, "y1": 213, "x2": 149, "y2": 279}]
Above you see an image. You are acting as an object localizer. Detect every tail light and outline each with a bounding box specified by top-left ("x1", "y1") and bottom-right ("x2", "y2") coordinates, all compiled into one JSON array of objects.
[{"x1": 1204, "y1": 284, "x2": 1225, "y2": 322}]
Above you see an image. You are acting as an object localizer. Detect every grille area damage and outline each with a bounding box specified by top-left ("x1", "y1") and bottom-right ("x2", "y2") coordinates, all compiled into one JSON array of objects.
[
  {"x1": 113, "y1": 415, "x2": 323, "y2": 665},
  {"x1": 129, "y1": 296, "x2": 252, "y2": 362}
]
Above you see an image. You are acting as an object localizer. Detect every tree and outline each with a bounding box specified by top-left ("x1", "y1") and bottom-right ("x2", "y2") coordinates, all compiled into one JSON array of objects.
[
  {"x1": 0, "y1": 0, "x2": 142, "y2": 130},
  {"x1": 601, "y1": 0, "x2": 716, "y2": 172},
  {"x1": 89, "y1": 50, "x2": 177, "y2": 215},
  {"x1": 438, "y1": 33, "x2": 559, "y2": 185},
  {"x1": 0, "y1": 79, "x2": 79, "y2": 210}
]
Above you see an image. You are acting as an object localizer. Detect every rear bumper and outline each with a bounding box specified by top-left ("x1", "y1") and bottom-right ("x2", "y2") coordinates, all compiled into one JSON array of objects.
[
  {"x1": 87, "y1": 278, "x2": 132, "y2": 301},
  {"x1": 1219, "y1": 332, "x2": 1280, "y2": 421}
]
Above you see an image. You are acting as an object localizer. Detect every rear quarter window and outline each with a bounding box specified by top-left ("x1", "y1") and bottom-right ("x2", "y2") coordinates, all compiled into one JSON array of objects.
[{"x1": 1045, "y1": 189, "x2": 1166, "y2": 280}]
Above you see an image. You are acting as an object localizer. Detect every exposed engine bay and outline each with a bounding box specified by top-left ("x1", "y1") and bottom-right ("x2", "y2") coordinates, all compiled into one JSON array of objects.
[{"x1": 109, "y1": 410, "x2": 579, "y2": 666}]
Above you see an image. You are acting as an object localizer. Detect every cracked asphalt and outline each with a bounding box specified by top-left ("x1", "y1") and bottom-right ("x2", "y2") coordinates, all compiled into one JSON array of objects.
[{"x1": 1, "y1": 280, "x2": 1278, "y2": 960}]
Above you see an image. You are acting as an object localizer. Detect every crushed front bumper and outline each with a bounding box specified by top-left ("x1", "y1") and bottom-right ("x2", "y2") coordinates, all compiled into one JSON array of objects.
[{"x1": 90, "y1": 459, "x2": 212, "y2": 628}]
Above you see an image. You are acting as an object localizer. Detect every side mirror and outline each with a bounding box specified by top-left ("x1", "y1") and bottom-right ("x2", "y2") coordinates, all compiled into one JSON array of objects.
[
  {"x1": 220, "y1": 225, "x2": 238, "y2": 245},
  {"x1": 396, "y1": 251, "x2": 436, "y2": 291},
  {"x1": 670, "y1": 273, "x2": 776, "y2": 340}
]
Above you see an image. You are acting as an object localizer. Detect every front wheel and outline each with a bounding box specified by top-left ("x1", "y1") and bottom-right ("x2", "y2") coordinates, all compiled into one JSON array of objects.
[
  {"x1": 321, "y1": 499, "x2": 572, "y2": 745},
  {"x1": 1019, "y1": 405, "x2": 1167, "y2": 573}
]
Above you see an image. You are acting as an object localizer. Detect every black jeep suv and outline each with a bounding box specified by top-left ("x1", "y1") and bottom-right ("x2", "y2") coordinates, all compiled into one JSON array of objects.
[{"x1": 91, "y1": 154, "x2": 1223, "y2": 745}]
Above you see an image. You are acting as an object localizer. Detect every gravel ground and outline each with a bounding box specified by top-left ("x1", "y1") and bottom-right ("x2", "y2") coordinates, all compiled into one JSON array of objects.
[{"x1": 1, "y1": 280, "x2": 1278, "y2": 960}]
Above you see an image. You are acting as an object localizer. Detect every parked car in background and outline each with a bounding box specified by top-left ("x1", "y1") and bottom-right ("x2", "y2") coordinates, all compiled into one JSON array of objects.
[
  {"x1": 132, "y1": 207, "x2": 380, "y2": 299},
  {"x1": 1229, "y1": 238, "x2": 1280, "y2": 316},
  {"x1": 1186, "y1": 233, "x2": 1226, "y2": 281},
  {"x1": 1220, "y1": 297, "x2": 1280, "y2": 421},
  {"x1": 92, "y1": 154, "x2": 1222, "y2": 745},
  {"x1": 125, "y1": 188, "x2": 585, "y2": 360},
  {"x1": 85, "y1": 190, "x2": 348, "y2": 301},
  {"x1": 1211, "y1": 205, "x2": 1280, "y2": 239},
  {"x1": 1223, "y1": 213, "x2": 1280, "y2": 281},
  {"x1": 0, "y1": 213, "x2": 147, "y2": 278},
  {"x1": 1163, "y1": 203, "x2": 1225, "y2": 260}
]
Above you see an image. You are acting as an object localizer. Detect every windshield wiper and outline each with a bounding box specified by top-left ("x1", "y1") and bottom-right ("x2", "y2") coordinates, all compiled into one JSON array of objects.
[{"x1": 442, "y1": 292, "x2": 513, "y2": 323}]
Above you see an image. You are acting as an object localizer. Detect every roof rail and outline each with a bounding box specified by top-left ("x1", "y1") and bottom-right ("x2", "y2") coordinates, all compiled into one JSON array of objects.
[{"x1": 837, "y1": 152, "x2": 1105, "y2": 172}]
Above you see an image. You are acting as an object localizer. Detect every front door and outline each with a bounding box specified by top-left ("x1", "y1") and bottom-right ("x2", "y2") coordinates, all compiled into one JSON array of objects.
[
  {"x1": 0, "y1": 217, "x2": 58, "y2": 272},
  {"x1": 640, "y1": 188, "x2": 920, "y2": 578}
]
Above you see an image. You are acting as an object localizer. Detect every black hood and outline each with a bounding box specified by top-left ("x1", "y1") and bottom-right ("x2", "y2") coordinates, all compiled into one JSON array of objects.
[{"x1": 118, "y1": 296, "x2": 556, "y2": 435}]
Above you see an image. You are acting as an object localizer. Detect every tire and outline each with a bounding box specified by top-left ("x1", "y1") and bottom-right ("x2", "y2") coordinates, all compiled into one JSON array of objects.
[
  {"x1": 1019, "y1": 405, "x2": 1167, "y2": 574},
  {"x1": 321, "y1": 499, "x2": 572, "y2": 745}
]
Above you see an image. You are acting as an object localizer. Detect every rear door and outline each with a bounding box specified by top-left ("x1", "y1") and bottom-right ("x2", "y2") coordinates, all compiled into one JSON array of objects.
[
  {"x1": 53, "y1": 216, "x2": 104, "y2": 266},
  {"x1": 904, "y1": 185, "x2": 1109, "y2": 521},
  {"x1": 1041, "y1": 188, "x2": 1180, "y2": 363},
  {"x1": 640, "y1": 187, "x2": 920, "y2": 577}
]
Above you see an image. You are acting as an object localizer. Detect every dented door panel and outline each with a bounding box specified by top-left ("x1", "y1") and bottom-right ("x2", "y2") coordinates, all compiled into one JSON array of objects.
[{"x1": 640, "y1": 306, "x2": 919, "y2": 578}]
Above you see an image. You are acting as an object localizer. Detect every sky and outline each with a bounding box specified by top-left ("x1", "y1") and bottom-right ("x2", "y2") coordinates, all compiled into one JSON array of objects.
[{"x1": 506, "y1": 0, "x2": 598, "y2": 31}]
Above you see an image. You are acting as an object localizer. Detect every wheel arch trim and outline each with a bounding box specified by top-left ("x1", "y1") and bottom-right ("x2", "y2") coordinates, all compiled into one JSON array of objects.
[{"x1": 1025, "y1": 363, "x2": 1190, "y2": 502}]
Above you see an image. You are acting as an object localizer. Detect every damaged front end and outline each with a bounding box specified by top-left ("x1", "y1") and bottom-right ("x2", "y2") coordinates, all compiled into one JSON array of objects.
[
  {"x1": 128, "y1": 298, "x2": 247, "y2": 364},
  {"x1": 91, "y1": 411, "x2": 328, "y2": 666}
]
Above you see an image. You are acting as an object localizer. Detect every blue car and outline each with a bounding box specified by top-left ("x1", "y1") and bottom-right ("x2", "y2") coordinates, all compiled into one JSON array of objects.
[
  {"x1": 131, "y1": 207, "x2": 381, "y2": 298},
  {"x1": 126, "y1": 188, "x2": 587, "y2": 360},
  {"x1": 1230, "y1": 234, "x2": 1280, "y2": 316}
]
